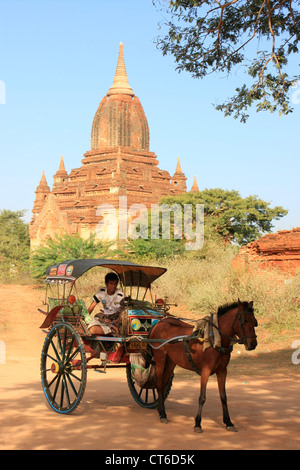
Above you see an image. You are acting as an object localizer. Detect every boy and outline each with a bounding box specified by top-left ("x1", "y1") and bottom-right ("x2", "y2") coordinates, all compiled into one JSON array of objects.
[{"x1": 88, "y1": 272, "x2": 124, "y2": 336}]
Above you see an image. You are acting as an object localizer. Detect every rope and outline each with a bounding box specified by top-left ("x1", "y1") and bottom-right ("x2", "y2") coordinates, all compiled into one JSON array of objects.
[{"x1": 148, "y1": 335, "x2": 198, "y2": 350}]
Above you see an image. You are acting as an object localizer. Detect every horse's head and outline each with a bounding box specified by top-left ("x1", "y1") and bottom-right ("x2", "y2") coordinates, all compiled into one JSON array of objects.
[{"x1": 234, "y1": 300, "x2": 258, "y2": 351}]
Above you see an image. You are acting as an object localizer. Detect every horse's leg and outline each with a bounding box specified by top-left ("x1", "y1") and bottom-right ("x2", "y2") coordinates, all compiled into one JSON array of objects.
[
  {"x1": 216, "y1": 368, "x2": 238, "y2": 432},
  {"x1": 154, "y1": 351, "x2": 168, "y2": 423},
  {"x1": 194, "y1": 368, "x2": 210, "y2": 433}
]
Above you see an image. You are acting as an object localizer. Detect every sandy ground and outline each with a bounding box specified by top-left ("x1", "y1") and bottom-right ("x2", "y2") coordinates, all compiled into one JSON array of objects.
[{"x1": 0, "y1": 284, "x2": 300, "y2": 451}]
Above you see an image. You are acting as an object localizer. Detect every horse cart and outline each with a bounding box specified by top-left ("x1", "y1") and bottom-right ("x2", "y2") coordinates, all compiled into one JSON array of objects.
[
  {"x1": 39, "y1": 258, "x2": 258, "y2": 432},
  {"x1": 39, "y1": 259, "x2": 174, "y2": 414}
]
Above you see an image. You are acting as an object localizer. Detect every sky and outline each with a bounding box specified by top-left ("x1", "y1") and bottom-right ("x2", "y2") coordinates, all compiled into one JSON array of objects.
[{"x1": 0, "y1": 0, "x2": 299, "y2": 232}]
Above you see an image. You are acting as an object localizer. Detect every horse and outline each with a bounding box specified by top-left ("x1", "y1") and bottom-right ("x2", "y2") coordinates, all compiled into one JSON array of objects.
[{"x1": 148, "y1": 299, "x2": 258, "y2": 433}]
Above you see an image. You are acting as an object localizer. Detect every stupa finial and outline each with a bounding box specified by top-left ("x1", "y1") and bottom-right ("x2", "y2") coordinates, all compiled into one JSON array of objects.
[
  {"x1": 191, "y1": 175, "x2": 199, "y2": 192},
  {"x1": 107, "y1": 42, "x2": 134, "y2": 97}
]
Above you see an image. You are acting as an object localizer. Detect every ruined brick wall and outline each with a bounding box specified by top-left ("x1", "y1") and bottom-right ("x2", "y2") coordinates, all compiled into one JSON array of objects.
[{"x1": 232, "y1": 227, "x2": 300, "y2": 275}]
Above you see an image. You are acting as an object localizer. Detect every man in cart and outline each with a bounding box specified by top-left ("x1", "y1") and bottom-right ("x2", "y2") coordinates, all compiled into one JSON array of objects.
[{"x1": 87, "y1": 272, "x2": 124, "y2": 336}]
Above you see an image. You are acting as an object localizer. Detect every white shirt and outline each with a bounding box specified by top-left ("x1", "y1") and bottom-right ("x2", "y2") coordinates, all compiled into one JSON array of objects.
[{"x1": 93, "y1": 287, "x2": 124, "y2": 317}]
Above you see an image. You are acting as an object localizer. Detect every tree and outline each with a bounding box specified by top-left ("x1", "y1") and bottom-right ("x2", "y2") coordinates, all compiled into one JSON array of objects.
[
  {"x1": 0, "y1": 210, "x2": 30, "y2": 277},
  {"x1": 153, "y1": 0, "x2": 300, "y2": 121},
  {"x1": 30, "y1": 234, "x2": 118, "y2": 279},
  {"x1": 126, "y1": 238, "x2": 186, "y2": 259},
  {"x1": 160, "y1": 188, "x2": 288, "y2": 244}
]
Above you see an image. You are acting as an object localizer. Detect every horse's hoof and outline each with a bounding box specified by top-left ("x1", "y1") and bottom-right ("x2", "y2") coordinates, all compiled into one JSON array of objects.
[
  {"x1": 194, "y1": 426, "x2": 203, "y2": 433},
  {"x1": 160, "y1": 418, "x2": 168, "y2": 424},
  {"x1": 226, "y1": 425, "x2": 238, "y2": 432}
]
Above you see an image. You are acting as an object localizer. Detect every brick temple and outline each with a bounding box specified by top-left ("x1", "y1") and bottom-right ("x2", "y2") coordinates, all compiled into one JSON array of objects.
[{"x1": 29, "y1": 43, "x2": 199, "y2": 248}]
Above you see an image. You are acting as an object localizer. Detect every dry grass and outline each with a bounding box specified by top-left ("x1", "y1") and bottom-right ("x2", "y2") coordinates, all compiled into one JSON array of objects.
[{"x1": 154, "y1": 244, "x2": 300, "y2": 339}]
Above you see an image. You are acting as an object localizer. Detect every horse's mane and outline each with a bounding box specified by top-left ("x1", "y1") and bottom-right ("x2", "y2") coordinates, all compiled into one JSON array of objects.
[
  {"x1": 217, "y1": 301, "x2": 253, "y2": 317},
  {"x1": 217, "y1": 302, "x2": 239, "y2": 317}
]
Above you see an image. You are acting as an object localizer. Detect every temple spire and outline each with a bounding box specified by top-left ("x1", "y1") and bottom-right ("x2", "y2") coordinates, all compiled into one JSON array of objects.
[
  {"x1": 37, "y1": 171, "x2": 50, "y2": 191},
  {"x1": 53, "y1": 156, "x2": 68, "y2": 187},
  {"x1": 58, "y1": 155, "x2": 66, "y2": 172},
  {"x1": 171, "y1": 156, "x2": 187, "y2": 193},
  {"x1": 175, "y1": 157, "x2": 184, "y2": 174},
  {"x1": 107, "y1": 42, "x2": 134, "y2": 97},
  {"x1": 32, "y1": 170, "x2": 50, "y2": 218},
  {"x1": 191, "y1": 175, "x2": 199, "y2": 192}
]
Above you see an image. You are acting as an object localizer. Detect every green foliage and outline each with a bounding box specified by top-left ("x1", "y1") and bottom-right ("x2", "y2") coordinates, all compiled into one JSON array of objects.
[
  {"x1": 160, "y1": 188, "x2": 288, "y2": 244},
  {"x1": 0, "y1": 209, "x2": 30, "y2": 282},
  {"x1": 30, "y1": 233, "x2": 119, "y2": 279},
  {"x1": 125, "y1": 238, "x2": 186, "y2": 260},
  {"x1": 153, "y1": 0, "x2": 300, "y2": 121},
  {"x1": 0, "y1": 209, "x2": 30, "y2": 260}
]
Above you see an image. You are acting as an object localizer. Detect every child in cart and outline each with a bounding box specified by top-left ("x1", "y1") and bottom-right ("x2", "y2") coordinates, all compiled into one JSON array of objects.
[{"x1": 87, "y1": 272, "x2": 124, "y2": 336}]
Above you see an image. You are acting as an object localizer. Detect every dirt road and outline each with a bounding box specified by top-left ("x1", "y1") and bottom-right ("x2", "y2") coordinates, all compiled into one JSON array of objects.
[{"x1": 0, "y1": 284, "x2": 299, "y2": 450}]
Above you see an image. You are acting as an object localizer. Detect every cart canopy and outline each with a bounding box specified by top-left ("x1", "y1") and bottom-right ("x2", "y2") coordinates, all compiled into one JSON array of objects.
[{"x1": 45, "y1": 259, "x2": 167, "y2": 287}]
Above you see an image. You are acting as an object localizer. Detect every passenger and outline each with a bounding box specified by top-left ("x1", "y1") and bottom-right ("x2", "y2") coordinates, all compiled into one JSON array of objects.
[{"x1": 88, "y1": 272, "x2": 124, "y2": 336}]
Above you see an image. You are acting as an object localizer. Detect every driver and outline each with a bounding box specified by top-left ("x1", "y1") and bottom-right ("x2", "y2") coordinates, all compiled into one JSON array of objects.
[{"x1": 87, "y1": 272, "x2": 124, "y2": 336}]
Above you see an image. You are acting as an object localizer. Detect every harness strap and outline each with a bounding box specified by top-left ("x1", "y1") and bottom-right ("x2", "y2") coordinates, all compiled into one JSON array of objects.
[
  {"x1": 184, "y1": 340, "x2": 202, "y2": 376},
  {"x1": 215, "y1": 345, "x2": 234, "y2": 355}
]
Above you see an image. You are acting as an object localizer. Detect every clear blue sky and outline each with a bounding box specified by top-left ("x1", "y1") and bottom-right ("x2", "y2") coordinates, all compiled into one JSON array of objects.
[{"x1": 0, "y1": 0, "x2": 299, "y2": 232}]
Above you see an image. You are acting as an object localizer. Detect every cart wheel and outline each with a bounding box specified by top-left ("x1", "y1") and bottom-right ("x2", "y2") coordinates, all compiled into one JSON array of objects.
[
  {"x1": 41, "y1": 323, "x2": 87, "y2": 414},
  {"x1": 126, "y1": 364, "x2": 173, "y2": 409}
]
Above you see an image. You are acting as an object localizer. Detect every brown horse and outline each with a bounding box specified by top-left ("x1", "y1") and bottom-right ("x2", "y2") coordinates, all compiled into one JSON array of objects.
[{"x1": 148, "y1": 300, "x2": 258, "y2": 432}]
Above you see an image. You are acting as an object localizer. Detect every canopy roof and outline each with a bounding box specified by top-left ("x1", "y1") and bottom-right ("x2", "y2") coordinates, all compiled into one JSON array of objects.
[{"x1": 45, "y1": 259, "x2": 167, "y2": 287}]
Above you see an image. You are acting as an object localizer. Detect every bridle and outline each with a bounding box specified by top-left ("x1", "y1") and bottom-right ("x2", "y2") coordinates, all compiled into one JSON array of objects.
[
  {"x1": 204, "y1": 305, "x2": 257, "y2": 351},
  {"x1": 234, "y1": 306, "x2": 258, "y2": 345}
]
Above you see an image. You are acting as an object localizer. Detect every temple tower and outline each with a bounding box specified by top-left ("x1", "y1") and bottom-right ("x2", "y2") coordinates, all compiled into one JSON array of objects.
[
  {"x1": 30, "y1": 43, "x2": 192, "y2": 247},
  {"x1": 91, "y1": 42, "x2": 149, "y2": 152}
]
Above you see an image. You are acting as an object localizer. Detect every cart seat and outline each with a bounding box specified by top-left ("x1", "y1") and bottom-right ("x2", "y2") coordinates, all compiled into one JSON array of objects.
[{"x1": 41, "y1": 298, "x2": 92, "y2": 335}]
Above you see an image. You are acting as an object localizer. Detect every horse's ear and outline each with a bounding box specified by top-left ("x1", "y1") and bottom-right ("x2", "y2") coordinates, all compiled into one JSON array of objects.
[
  {"x1": 237, "y1": 298, "x2": 243, "y2": 312},
  {"x1": 249, "y1": 301, "x2": 253, "y2": 308}
]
